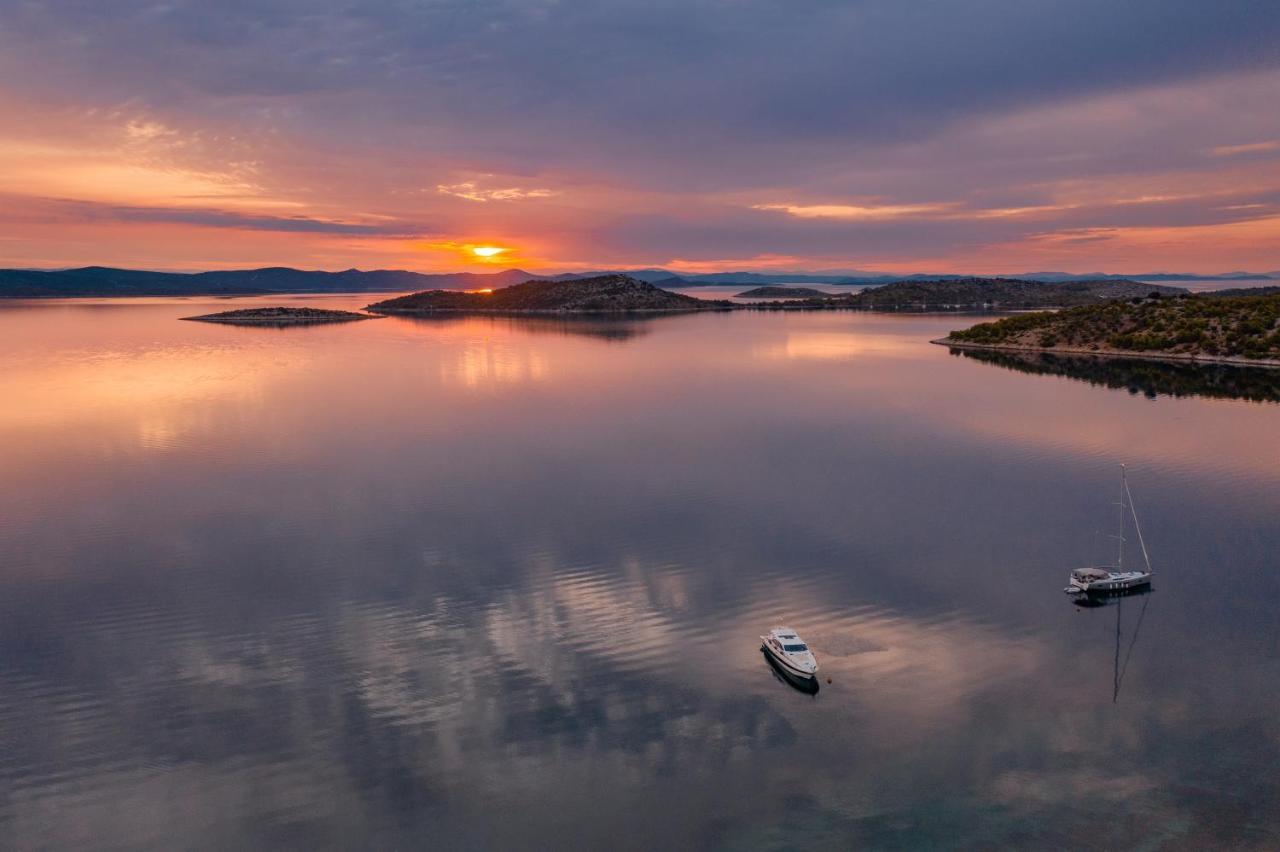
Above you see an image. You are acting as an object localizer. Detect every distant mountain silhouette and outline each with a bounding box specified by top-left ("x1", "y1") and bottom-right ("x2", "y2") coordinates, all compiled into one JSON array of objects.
[
  {"x1": 0, "y1": 266, "x2": 542, "y2": 297},
  {"x1": 3, "y1": 264, "x2": 1276, "y2": 298}
]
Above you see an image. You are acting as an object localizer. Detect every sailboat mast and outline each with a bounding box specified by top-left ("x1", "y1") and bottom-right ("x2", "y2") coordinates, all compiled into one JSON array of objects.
[
  {"x1": 1116, "y1": 464, "x2": 1127, "y2": 571},
  {"x1": 1125, "y1": 472, "x2": 1153, "y2": 575}
]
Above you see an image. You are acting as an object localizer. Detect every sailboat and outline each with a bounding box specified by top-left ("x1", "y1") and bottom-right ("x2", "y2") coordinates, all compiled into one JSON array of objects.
[{"x1": 1065, "y1": 464, "x2": 1153, "y2": 595}]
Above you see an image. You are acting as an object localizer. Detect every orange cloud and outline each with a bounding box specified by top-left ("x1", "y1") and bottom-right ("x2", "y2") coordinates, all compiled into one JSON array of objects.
[
  {"x1": 436, "y1": 182, "x2": 557, "y2": 202},
  {"x1": 753, "y1": 202, "x2": 959, "y2": 220},
  {"x1": 1210, "y1": 140, "x2": 1280, "y2": 157},
  {"x1": 663, "y1": 253, "x2": 809, "y2": 273},
  {"x1": 881, "y1": 213, "x2": 1280, "y2": 275},
  {"x1": 754, "y1": 200, "x2": 1088, "y2": 222}
]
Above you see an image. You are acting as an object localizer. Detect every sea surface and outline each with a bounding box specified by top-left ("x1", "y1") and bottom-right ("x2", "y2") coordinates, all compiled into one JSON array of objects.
[{"x1": 1, "y1": 294, "x2": 1278, "y2": 849}]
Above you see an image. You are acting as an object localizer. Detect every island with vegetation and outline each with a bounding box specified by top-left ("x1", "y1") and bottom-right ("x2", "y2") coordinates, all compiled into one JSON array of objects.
[
  {"x1": 366, "y1": 274, "x2": 733, "y2": 314},
  {"x1": 736, "y1": 286, "x2": 834, "y2": 299},
  {"x1": 936, "y1": 292, "x2": 1280, "y2": 367},
  {"x1": 181, "y1": 307, "x2": 381, "y2": 325},
  {"x1": 367, "y1": 275, "x2": 1192, "y2": 317},
  {"x1": 749, "y1": 278, "x2": 1186, "y2": 311}
]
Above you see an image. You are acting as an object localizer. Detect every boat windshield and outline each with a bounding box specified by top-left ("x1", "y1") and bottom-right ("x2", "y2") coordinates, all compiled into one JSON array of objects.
[{"x1": 783, "y1": 643, "x2": 808, "y2": 652}]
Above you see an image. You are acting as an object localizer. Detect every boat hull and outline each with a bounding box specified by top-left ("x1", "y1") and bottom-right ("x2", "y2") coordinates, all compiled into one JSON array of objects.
[
  {"x1": 1072, "y1": 574, "x2": 1152, "y2": 595},
  {"x1": 761, "y1": 649, "x2": 821, "y2": 692},
  {"x1": 760, "y1": 643, "x2": 818, "y2": 680},
  {"x1": 1072, "y1": 585, "x2": 1152, "y2": 607}
]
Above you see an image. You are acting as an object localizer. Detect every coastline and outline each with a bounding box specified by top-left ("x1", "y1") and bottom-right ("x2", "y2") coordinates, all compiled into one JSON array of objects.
[{"x1": 932, "y1": 338, "x2": 1280, "y2": 370}]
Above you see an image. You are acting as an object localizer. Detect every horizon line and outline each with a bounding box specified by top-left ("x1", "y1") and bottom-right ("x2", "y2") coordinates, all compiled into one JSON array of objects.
[{"x1": 5, "y1": 264, "x2": 1277, "y2": 280}]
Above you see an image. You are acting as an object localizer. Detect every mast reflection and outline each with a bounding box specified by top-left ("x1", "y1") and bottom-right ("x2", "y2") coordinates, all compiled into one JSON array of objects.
[{"x1": 1073, "y1": 587, "x2": 1153, "y2": 703}]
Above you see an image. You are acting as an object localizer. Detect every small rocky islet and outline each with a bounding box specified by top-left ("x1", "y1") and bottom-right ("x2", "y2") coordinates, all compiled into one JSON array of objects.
[
  {"x1": 736, "y1": 286, "x2": 834, "y2": 298},
  {"x1": 181, "y1": 306, "x2": 380, "y2": 325}
]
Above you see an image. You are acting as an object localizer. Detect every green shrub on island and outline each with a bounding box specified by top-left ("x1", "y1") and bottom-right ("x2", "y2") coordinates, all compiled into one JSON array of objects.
[{"x1": 946, "y1": 293, "x2": 1280, "y2": 362}]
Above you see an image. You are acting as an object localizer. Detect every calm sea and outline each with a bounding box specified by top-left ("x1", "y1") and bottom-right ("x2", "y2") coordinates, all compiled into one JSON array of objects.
[{"x1": 1, "y1": 294, "x2": 1278, "y2": 849}]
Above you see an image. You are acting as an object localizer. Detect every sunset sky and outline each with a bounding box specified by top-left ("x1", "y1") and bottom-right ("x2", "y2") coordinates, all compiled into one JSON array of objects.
[{"x1": 2, "y1": 1, "x2": 1279, "y2": 275}]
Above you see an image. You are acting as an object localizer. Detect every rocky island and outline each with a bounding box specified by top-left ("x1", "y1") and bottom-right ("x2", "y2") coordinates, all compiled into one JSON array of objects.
[
  {"x1": 736, "y1": 286, "x2": 834, "y2": 299},
  {"x1": 181, "y1": 307, "x2": 380, "y2": 325},
  {"x1": 366, "y1": 274, "x2": 733, "y2": 314},
  {"x1": 367, "y1": 275, "x2": 1185, "y2": 318},
  {"x1": 936, "y1": 292, "x2": 1280, "y2": 367},
  {"x1": 749, "y1": 278, "x2": 1187, "y2": 311}
]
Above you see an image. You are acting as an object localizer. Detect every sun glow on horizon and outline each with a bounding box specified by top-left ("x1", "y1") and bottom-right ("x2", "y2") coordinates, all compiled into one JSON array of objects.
[{"x1": 408, "y1": 240, "x2": 544, "y2": 270}]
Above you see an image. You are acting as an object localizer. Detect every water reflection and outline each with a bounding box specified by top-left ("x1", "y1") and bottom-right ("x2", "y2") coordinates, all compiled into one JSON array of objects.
[
  {"x1": 444, "y1": 341, "x2": 551, "y2": 388},
  {"x1": 754, "y1": 329, "x2": 921, "y2": 361},
  {"x1": 1072, "y1": 587, "x2": 1153, "y2": 703},
  {"x1": 388, "y1": 313, "x2": 657, "y2": 342},
  {"x1": 950, "y1": 347, "x2": 1280, "y2": 404},
  {"x1": 1, "y1": 300, "x2": 1278, "y2": 847},
  {"x1": 761, "y1": 649, "x2": 821, "y2": 695}
]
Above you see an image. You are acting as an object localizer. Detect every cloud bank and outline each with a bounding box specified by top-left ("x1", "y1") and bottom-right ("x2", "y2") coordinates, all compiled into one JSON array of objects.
[{"x1": 0, "y1": 0, "x2": 1278, "y2": 272}]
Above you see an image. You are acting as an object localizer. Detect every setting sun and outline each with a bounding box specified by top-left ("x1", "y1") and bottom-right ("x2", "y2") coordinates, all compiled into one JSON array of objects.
[{"x1": 471, "y1": 246, "x2": 505, "y2": 258}]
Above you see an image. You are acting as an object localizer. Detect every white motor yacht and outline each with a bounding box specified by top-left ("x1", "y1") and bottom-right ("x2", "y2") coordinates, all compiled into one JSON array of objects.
[
  {"x1": 1066, "y1": 465, "x2": 1154, "y2": 596},
  {"x1": 760, "y1": 627, "x2": 819, "y2": 679}
]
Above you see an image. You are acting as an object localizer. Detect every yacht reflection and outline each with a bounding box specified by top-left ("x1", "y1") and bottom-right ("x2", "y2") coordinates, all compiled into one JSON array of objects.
[
  {"x1": 951, "y1": 347, "x2": 1280, "y2": 404},
  {"x1": 761, "y1": 648, "x2": 821, "y2": 695},
  {"x1": 1072, "y1": 586, "x2": 1153, "y2": 703}
]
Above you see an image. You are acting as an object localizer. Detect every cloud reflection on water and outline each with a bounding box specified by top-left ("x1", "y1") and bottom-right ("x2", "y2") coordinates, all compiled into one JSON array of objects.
[{"x1": 2, "y1": 302, "x2": 1279, "y2": 847}]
